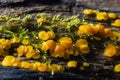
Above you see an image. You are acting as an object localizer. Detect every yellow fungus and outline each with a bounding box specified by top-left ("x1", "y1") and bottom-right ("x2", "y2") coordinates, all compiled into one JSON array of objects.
[
  {"x1": 83, "y1": 62, "x2": 90, "y2": 67},
  {"x1": 37, "y1": 63, "x2": 48, "y2": 72},
  {"x1": 22, "y1": 39, "x2": 29, "y2": 45},
  {"x1": 21, "y1": 61, "x2": 31, "y2": 69},
  {"x1": 109, "y1": 31, "x2": 120, "y2": 41},
  {"x1": 51, "y1": 45, "x2": 65, "y2": 58},
  {"x1": 10, "y1": 37, "x2": 20, "y2": 44},
  {"x1": 59, "y1": 37, "x2": 72, "y2": 49},
  {"x1": 90, "y1": 26, "x2": 98, "y2": 34},
  {"x1": 96, "y1": 24, "x2": 105, "y2": 35},
  {"x1": 0, "y1": 45, "x2": 5, "y2": 56},
  {"x1": 17, "y1": 45, "x2": 26, "y2": 57},
  {"x1": 76, "y1": 39, "x2": 88, "y2": 47},
  {"x1": 80, "y1": 45, "x2": 90, "y2": 54},
  {"x1": 50, "y1": 64, "x2": 64, "y2": 72},
  {"x1": 104, "y1": 44, "x2": 117, "y2": 57},
  {"x1": 96, "y1": 12, "x2": 108, "y2": 21},
  {"x1": 28, "y1": 63, "x2": 36, "y2": 71},
  {"x1": 38, "y1": 31, "x2": 49, "y2": 40},
  {"x1": 47, "y1": 31, "x2": 56, "y2": 39},
  {"x1": 0, "y1": 39, "x2": 11, "y2": 49},
  {"x1": 104, "y1": 28, "x2": 112, "y2": 37},
  {"x1": 111, "y1": 19, "x2": 120, "y2": 27},
  {"x1": 78, "y1": 24, "x2": 94, "y2": 34},
  {"x1": 37, "y1": 18, "x2": 45, "y2": 23},
  {"x1": 42, "y1": 40, "x2": 56, "y2": 52},
  {"x1": 56, "y1": 65, "x2": 64, "y2": 72},
  {"x1": 41, "y1": 42, "x2": 49, "y2": 52},
  {"x1": 67, "y1": 61, "x2": 77, "y2": 68},
  {"x1": 2, "y1": 56, "x2": 16, "y2": 67},
  {"x1": 108, "y1": 13, "x2": 117, "y2": 19},
  {"x1": 80, "y1": 66, "x2": 85, "y2": 71},
  {"x1": 32, "y1": 53, "x2": 40, "y2": 59},
  {"x1": 26, "y1": 51, "x2": 35, "y2": 59},
  {"x1": 33, "y1": 62, "x2": 41, "y2": 71},
  {"x1": 12, "y1": 59, "x2": 21, "y2": 67},
  {"x1": 17, "y1": 45, "x2": 39, "y2": 59},
  {"x1": 83, "y1": 9, "x2": 93, "y2": 15},
  {"x1": 114, "y1": 64, "x2": 120, "y2": 72}
]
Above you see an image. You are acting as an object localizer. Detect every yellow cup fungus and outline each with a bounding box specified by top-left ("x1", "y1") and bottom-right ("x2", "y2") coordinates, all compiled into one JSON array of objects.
[
  {"x1": 59, "y1": 37, "x2": 73, "y2": 49},
  {"x1": 80, "y1": 45, "x2": 90, "y2": 54},
  {"x1": 96, "y1": 12, "x2": 108, "y2": 21},
  {"x1": 67, "y1": 60, "x2": 77, "y2": 68},
  {"x1": 104, "y1": 44, "x2": 118, "y2": 57},
  {"x1": 114, "y1": 64, "x2": 120, "y2": 72},
  {"x1": 108, "y1": 13, "x2": 117, "y2": 19},
  {"x1": 111, "y1": 19, "x2": 120, "y2": 27}
]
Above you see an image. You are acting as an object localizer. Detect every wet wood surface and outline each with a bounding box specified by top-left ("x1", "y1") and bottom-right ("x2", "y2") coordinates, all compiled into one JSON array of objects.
[
  {"x1": 0, "y1": 0, "x2": 120, "y2": 16},
  {"x1": 0, "y1": 0, "x2": 120, "y2": 80}
]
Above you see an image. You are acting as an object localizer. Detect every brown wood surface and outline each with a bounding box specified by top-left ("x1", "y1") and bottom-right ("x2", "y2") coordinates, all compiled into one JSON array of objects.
[{"x1": 0, "y1": 0, "x2": 120, "y2": 80}]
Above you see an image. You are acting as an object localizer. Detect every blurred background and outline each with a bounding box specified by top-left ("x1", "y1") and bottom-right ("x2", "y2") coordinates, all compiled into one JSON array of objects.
[{"x1": 0, "y1": 0, "x2": 120, "y2": 16}]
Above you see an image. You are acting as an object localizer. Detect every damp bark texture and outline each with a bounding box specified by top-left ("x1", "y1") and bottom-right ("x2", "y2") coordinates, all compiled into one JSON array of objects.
[{"x1": 0, "y1": 0, "x2": 120, "y2": 80}]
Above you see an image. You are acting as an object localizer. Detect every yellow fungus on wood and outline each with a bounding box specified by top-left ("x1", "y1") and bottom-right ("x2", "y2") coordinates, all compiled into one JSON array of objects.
[
  {"x1": 114, "y1": 64, "x2": 120, "y2": 72},
  {"x1": 10, "y1": 37, "x2": 20, "y2": 44},
  {"x1": 83, "y1": 9, "x2": 94, "y2": 15},
  {"x1": 83, "y1": 62, "x2": 90, "y2": 67},
  {"x1": 2, "y1": 56, "x2": 16, "y2": 67},
  {"x1": 47, "y1": 31, "x2": 56, "y2": 39},
  {"x1": 111, "y1": 19, "x2": 120, "y2": 27},
  {"x1": 38, "y1": 31, "x2": 49, "y2": 40},
  {"x1": 67, "y1": 61, "x2": 77, "y2": 68},
  {"x1": 59, "y1": 37, "x2": 72, "y2": 49},
  {"x1": 78, "y1": 24, "x2": 94, "y2": 34},
  {"x1": 80, "y1": 45, "x2": 90, "y2": 54},
  {"x1": 51, "y1": 45, "x2": 65, "y2": 58},
  {"x1": 76, "y1": 39, "x2": 88, "y2": 47},
  {"x1": 37, "y1": 63, "x2": 48, "y2": 72},
  {"x1": 37, "y1": 18, "x2": 45, "y2": 23},
  {"x1": 22, "y1": 39, "x2": 29, "y2": 45},
  {"x1": 104, "y1": 44, "x2": 117, "y2": 57},
  {"x1": 21, "y1": 61, "x2": 31, "y2": 69},
  {"x1": 108, "y1": 13, "x2": 117, "y2": 19},
  {"x1": 96, "y1": 12, "x2": 108, "y2": 21}
]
